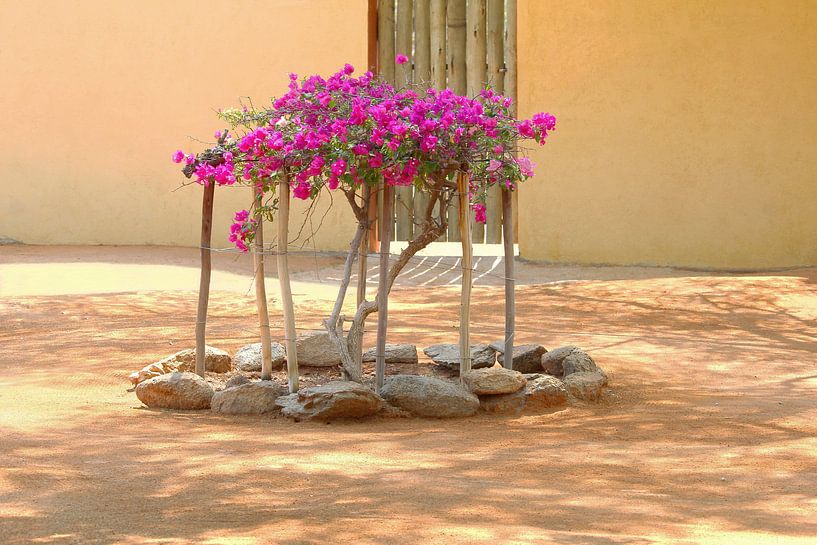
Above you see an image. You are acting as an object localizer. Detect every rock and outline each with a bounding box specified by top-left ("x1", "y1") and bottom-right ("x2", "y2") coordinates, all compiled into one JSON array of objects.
[
  {"x1": 524, "y1": 375, "x2": 568, "y2": 409},
  {"x1": 277, "y1": 381, "x2": 383, "y2": 420},
  {"x1": 135, "y1": 372, "x2": 214, "y2": 410},
  {"x1": 380, "y1": 375, "x2": 480, "y2": 418},
  {"x1": 296, "y1": 332, "x2": 341, "y2": 367},
  {"x1": 161, "y1": 346, "x2": 232, "y2": 374},
  {"x1": 233, "y1": 342, "x2": 286, "y2": 372},
  {"x1": 563, "y1": 371, "x2": 608, "y2": 401},
  {"x1": 423, "y1": 343, "x2": 496, "y2": 370},
  {"x1": 562, "y1": 348, "x2": 602, "y2": 377},
  {"x1": 462, "y1": 366, "x2": 527, "y2": 395},
  {"x1": 479, "y1": 390, "x2": 527, "y2": 415},
  {"x1": 542, "y1": 345, "x2": 597, "y2": 376},
  {"x1": 362, "y1": 343, "x2": 418, "y2": 364},
  {"x1": 129, "y1": 368, "x2": 162, "y2": 385},
  {"x1": 494, "y1": 344, "x2": 548, "y2": 374},
  {"x1": 211, "y1": 381, "x2": 284, "y2": 414},
  {"x1": 224, "y1": 374, "x2": 252, "y2": 389}
]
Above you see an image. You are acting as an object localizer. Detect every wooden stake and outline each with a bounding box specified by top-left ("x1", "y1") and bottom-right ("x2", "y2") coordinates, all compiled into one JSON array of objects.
[
  {"x1": 357, "y1": 185, "x2": 371, "y2": 308},
  {"x1": 502, "y1": 187, "x2": 515, "y2": 369},
  {"x1": 413, "y1": 0, "x2": 431, "y2": 233},
  {"x1": 467, "y1": 0, "x2": 486, "y2": 244},
  {"x1": 375, "y1": 184, "x2": 394, "y2": 391},
  {"x1": 377, "y1": 0, "x2": 396, "y2": 84},
  {"x1": 395, "y1": 0, "x2": 414, "y2": 242},
  {"x1": 277, "y1": 177, "x2": 299, "y2": 393},
  {"x1": 194, "y1": 182, "x2": 215, "y2": 377},
  {"x1": 457, "y1": 172, "x2": 473, "y2": 377},
  {"x1": 485, "y1": 0, "x2": 504, "y2": 244},
  {"x1": 251, "y1": 185, "x2": 273, "y2": 380}
]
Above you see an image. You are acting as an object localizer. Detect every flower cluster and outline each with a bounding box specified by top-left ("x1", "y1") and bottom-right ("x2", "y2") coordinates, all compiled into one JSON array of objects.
[
  {"x1": 175, "y1": 60, "x2": 555, "y2": 250},
  {"x1": 228, "y1": 209, "x2": 255, "y2": 252}
]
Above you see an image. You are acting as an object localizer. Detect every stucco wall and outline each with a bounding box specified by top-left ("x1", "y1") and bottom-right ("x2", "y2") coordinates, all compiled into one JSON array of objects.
[
  {"x1": 0, "y1": 0, "x2": 367, "y2": 251},
  {"x1": 517, "y1": 0, "x2": 817, "y2": 268}
]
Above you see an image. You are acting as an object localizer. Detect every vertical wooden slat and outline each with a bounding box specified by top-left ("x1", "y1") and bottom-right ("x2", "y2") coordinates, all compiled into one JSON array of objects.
[
  {"x1": 446, "y1": 0, "x2": 466, "y2": 242},
  {"x1": 357, "y1": 186, "x2": 370, "y2": 307},
  {"x1": 278, "y1": 178, "x2": 299, "y2": 393},
  {"x1": 194, "y1": 182, "x2": 215, "y2": 377},
  {"x1": 484, "y1": 0, "x2": 504, "y2": 244},
  {"x1": 413, "y1": 0, "x2": 431, "y2": 241},
  {"x1": 466, "y1": 0, "x2": 486, "y2": 244},
  {"x1": 376, "y1": 184, "x2": 395, "y2": 391},
  {"x1": 505, "y1": 0, "x2": 519, "y2": 240},
  {"x1": 252, "y1": 186, "x2": 273, "y2": 381},
  {"x1": 395, "y1": 0, "x2": 414, "y2": 241},
  {"x1": 501, "y1": 187, "x2": 515, "y2": 369},
  {"x1": 430, "y1": 0, "x2": 446, "y2": 89},
  {"x1": 457, "y1": 171, "x2": 473, "y2": 378},
  {"x1": 378, "y1": 0, "x2": 396, "y2": 84}
]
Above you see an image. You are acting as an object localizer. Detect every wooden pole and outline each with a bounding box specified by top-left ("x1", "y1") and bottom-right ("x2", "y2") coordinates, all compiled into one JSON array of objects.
[
  {"x1": 430, "y1": 0, "x2": 446, "y2": 90},
  {"x1": 501, "y1": 187, "x2": 515, "y2": 369},
  {"x1": 485, "y1": 0, "x2": 504, "y2": 244},
  {"x1": 446, "y1": 0, "x2": 466, "y2": 242},
  {"x1": 375, "y1": 184, "x2": 394, "y2": 391},
  {"x1": 251, "y1": 185, "x2": 274, "y2": 380},
  {"x1": 413, "y1": 0, "x2": 431, "y2": 241},
  {"x1": 457, "y1": 172, "x2": 473, "y2": 377},
  {"x1": 466, "y1": 0, "x2": 486, "y2": 244},
  {"x1": 277, "y1": 177, "x2": 299, "y2": 393},
  {"x1": 395, "y1": 0, "x2": 414, "y2": 242},
  {"x1": 505, "y1": 0, "x2": 519, "y2": 240},
  {"x1": 377, "y1": 0, "x2": 396, "y2": 84},
  {"x1": 194, "y1": 182, "x2": 215, "y2": 378}
]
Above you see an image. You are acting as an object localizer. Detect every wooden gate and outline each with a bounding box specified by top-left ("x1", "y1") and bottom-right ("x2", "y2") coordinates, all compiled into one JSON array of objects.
[{"x1": 374, "y1": 0, "x2": 517, "y2": 244}]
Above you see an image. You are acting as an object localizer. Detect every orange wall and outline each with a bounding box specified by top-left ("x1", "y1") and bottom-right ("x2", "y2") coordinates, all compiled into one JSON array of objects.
[
  {"x1": 0, "y1": 0, "x2": 367, "y2": 250},
  {"x1": 517, "y1": 0, "x2": 817, "y2": 268}
]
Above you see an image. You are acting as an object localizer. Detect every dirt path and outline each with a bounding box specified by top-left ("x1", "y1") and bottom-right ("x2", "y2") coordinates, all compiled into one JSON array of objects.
[{"x1": 1, "y1": 246, "x2": 816, "y2": 544}]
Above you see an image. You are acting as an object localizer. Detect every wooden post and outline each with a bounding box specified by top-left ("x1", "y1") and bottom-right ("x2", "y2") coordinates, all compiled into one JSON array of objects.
[
  {"x1": 466, "y1": 0, "x2": 486, "y2": 244},
  {"x1": 501, "y1": 187, "x2": 515, "y2": 369},
  {"x1": 277, "y1": 177, "x2": 299, "y2": 393},
  {"x1": 251, "y1": 185, "x2": 274, "y2": 380},
  {"x1": 395, "y1": 0, "x2": 414, "y2": 242},
  {"x1": 375, "y1": 184, "x2": 394, "y2": 391},
  {"x1": 377, "y1": 0, "x2": 396, "y2": 84},
  {"x1": 457, "y1": 172, "x2": 473, "y2": 377},
  {"x1": 194, "y1": 182, "x2": 215, "y2": 377},
  {"x1": 430, "y1": 0, "x2": 446, "y2": 90},
  {"x1": 485, "y1": 0, "x2": 504, "y2": 244},
  {"x1": 505, "y1": 0, "x2": 519, "y2": 241},
  {"x1": 446, "y1": 0, "x2": 466, "y2": 242},
  {"x1": 413, "y1": 0, "x2": 431, "y2": 240}
]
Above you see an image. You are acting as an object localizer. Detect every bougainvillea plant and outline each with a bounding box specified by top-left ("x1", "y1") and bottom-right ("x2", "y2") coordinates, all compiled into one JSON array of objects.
[{"x1": 174, "y1": 58, "x2": 555, "y2": 382}]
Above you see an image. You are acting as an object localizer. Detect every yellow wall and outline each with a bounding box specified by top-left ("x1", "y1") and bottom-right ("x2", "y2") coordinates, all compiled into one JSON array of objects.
[
  {"x1": 0, "y1": 0, "x2": 367, "y2": 251},
  {"x1": 518, "y1": 0, "x2": 817, "y2": 269}
]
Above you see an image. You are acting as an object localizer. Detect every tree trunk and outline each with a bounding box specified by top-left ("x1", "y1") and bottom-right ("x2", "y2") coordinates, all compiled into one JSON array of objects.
[
  {"x1": 195, "y1": 182, "x2": 215, "y2": 377},
  {"x1": 277, "y1": 178, "x2": 299, "y2": 393},
  {"x1": 457, "y1": 172, "x2": 473, "y2": 377},
  {"x1": 375, "y1": 184, "x2": 395, "y2": 391},
  {"x1": 251, "y1": 185, "x2": 273, "y2": 380},
  {"x1": 502, "y1": 187, "x2": 515, "y2": 369}
]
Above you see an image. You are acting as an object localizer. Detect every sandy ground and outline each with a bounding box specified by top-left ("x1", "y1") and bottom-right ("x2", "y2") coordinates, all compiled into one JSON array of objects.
[{"x1": 1, "y1": 245, "x2": 816, "y2": 544}]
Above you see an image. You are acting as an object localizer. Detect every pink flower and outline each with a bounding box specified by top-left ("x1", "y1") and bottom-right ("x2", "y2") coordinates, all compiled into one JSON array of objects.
[
  {"x1": 420, "y1": 134, "x2": 438, "y2": 153},
  {"x1": 395, "y1": 54, "x2": 409, "y2": 65},
  {"x1": 487, "y1": 159, "x2": 502, "y2": 172},
  {"x1": 473, "y1": 203, "x2": 487, "y2": 224},
  {"x1": 516, "y1": 156, "x2": 535, "y2": 177},
  {"x1": 293, "y1": 182, "x2": 311, "y2": 200},
  {"x1": 172, "y1": 150, "x2": 185, "y2": 163},
  {"x1": 331, "y1": 158, "x2": 347, "y2": 177}
]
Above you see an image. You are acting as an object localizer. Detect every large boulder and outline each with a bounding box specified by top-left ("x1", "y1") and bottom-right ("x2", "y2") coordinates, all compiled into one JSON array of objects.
[
  {"x1": 233, "y1": 342, "x2": 286, "y2": 372},
  {"x1": 524, "y1": 375, "x2": 568, "y2": 409},
  {"x1": 295, "y1": 332, "x2": 341, "y2": 367},
  {"x1": 362, "y1": 343, "x2": 418, "y2": 364},
  {"x1": 224, "y1": 374, "x2": 252, "y2": 389},
  {"x1": 162, "y1": 346, "x2": 232, "y2": 374},
  {"x1": 564, "y1": 371, "x2": 608, "y2": 401},
  {"x1": 211, "y1": 381, "x2": 284, "y2": 414},
  {"x1": 541, "y1": 346, "x2": 601, "y2": 376},
  {"x1": 276, "y1": 381, "x2": 383, "y2": 420},
  {"x1": 135, "y1": 372, "x2": 214, "y2": 410},
  {"x1": 462, "y1": 366, "x2": 527, "y2": 395},
  {"x1": 479, "y1": 390, "x2": 527, "y2": 415},
  {"x1": 493, "y1": 343, "x2": 548, "y2": 374},
  {"x1": 423, "y1": 343, "x2": 496, "y2": 370},
  {"x1": 380, "y1": 375, "x2": 480, "y2": 418}
]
